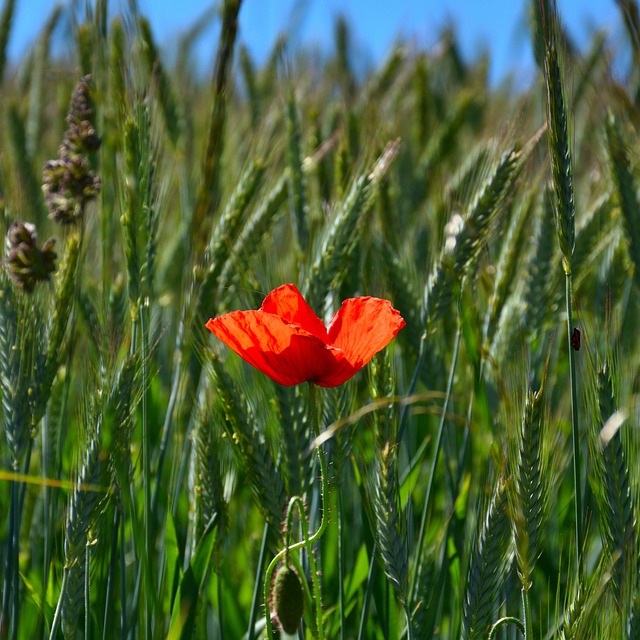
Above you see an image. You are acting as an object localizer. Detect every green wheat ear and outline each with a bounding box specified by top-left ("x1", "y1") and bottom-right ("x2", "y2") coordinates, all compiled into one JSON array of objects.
[
  {"x1": 208, "y1": 355, "x2": 286, "y2": 536},
  {"x1": 188, "y1": 398, "x2": 228, "y2": 561},
  {"x1": 372, "y1": 440, "x2": 410, "y2": 606},
  {"x1": 0, "y1": 274, "x2": 34, "y2": 467},
  {"x1": 462, "y1": 477, "x2": 513, "y2": 640},
  {"x1": 217, "y1": 171, "x2": 288, "y2": 302},
  {"x1": 305, "y1": 140, "x2": 399, "y2": 313},
  {"x1": 510, "y1": 378, "x2": 550, "y2": 590},
  {"x1": 198, "y1": 158, "x2": 265, "y2": 314},
  {"x1": 424, "y1": 145, "x2": 520, "y2": 329},
  {"x1": 0, "y1": 0, "x2": 15, "y2": 83},
  {"x1": 586, "y1": 360, "x2": 638, "y2": 609},
  {"x1": 276, "y1": 383, "x2": 315, "y2": 500},
  {"x1": 191, "y1": 0, "x2": 242, "y2": 255},
  {"x1": 605, "y1": 113, "x2": 640, "y2": 292},
  {"x1": 542, "y1": 7, "x2": 575, "y2": 274},
  {"x1": 5, "y1": 103, "x2": 45, "y2": 224},
  {"x1": 58, "y1": 410, "x2": 109, "y2": 638},
  {"x1": 484, "y1": 185, "x2": 537, "y2": 346},
  {"x1": 33, "y1": 232, "x2": 81, "y2": 426},
  {"x1": 286, "y1": 92, "x2": 310, "y2": 255},
  {"x1": 139, "y1": 17, "x2": 182, "y2": 149}
]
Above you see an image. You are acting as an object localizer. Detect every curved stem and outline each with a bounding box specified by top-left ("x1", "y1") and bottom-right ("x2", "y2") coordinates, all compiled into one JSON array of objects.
[
  {"x1": 488, "y1": 616, "x2": 525, "y2": 639},
  {"x1": 264, "y1": 445, "x2": 329, "y2": 638},
  {"x1": 264, "y1": 383, "x2": 329, "y2": 639}
]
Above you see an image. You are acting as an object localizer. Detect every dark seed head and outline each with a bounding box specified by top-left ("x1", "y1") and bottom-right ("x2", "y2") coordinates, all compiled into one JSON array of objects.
[
  {"x1": 42, "y1": 75, "x2": 102, "y2": 225},
  {"x1": 5, "y1": 222, "x2": 57, "y2": 292}
]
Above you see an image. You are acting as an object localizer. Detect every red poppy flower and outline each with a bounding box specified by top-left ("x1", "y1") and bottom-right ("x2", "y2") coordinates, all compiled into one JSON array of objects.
[{"x1": 205, "y1": 283, "x2": 405, "y2": 387}]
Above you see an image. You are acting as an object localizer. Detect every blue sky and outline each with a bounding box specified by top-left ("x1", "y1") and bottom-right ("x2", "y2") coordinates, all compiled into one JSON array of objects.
[{"x1": 8, "y1": 1, "x2": 622, "y2": 85}]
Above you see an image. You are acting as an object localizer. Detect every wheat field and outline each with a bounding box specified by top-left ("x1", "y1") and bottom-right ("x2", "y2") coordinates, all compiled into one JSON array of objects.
[{"x1": 0, "y1": 0, "x2": 639, "y2": 638}]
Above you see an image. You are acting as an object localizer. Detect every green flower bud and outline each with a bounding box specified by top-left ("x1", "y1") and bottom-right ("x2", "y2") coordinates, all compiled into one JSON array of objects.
[{"x1": 272, "y1": 565, "x2": 304, "y2": 635}]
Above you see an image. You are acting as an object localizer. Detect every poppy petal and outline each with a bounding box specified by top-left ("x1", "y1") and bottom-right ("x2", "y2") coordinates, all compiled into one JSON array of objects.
[
  {"x1": 327, "y1": 297, "x2": 406, "y2": 367},
  {"x1": 312, "y1": 359, "x2": 360, "y2": 387},
  {"x1": 206, "y1": 311, "x2": 343, "y2": 386},
  {"x1": 260, "y1": 283, "x2": 328, "y2": 342}
]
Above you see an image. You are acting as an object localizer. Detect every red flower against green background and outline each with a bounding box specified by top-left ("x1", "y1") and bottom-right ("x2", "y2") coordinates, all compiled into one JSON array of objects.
[{"x1": 206, "y1": 284, "x2": 405, "y2": 387}]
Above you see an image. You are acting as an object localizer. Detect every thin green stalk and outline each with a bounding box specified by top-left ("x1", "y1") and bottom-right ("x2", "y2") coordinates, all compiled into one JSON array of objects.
[
  {"x1": 217, "y1": 572, "x2": 224, "y2": 640},
  {"x1": 102, "y1": 507, "x2": 120, "y2": 640},
  {"x1": 151, "y1": 307, "x2": 184, "y2": 513},
  {"x1": 139, "y1": 300, "x2": 152, "y2": 640},
  {"x1": 409, "y1": 321, "x2": 462, "y2": 605},
  {"x1": 12, "y1": 437, "x2": 33, "y2": 640},
  {"x1": 338, "y1": 488, "x2": 346, "y2": 640},
  {"x1": 522, "y1": 586, "x2": 533, "y2": 639},
  {"x1": 246, "y1": 521, "x2": 269, "y2": 640},
  {"x1": 7, "y1": 438, "x2": 34, "y2": 640},
  {"x1": 566, "y1": 272, "x2": 583, "y2": 570},
  {"x1": 404, "y1": 604, "x2": 414, "y2": 640},
  {"x1": 120, "y1": 505, "x2": 127, "y2": 640},
  {"x1": 357, "y1": 546, "x2": 377, "y2": 640},
  {"x1": 384, "y1": 580, "x2": 389, "y2": 640},
  {"x1": 307, "y1": 383, "x2": 326, "y2": 639},
  {"x1": 85, "y1": 543, "x2": 90, "y2": 640},
  {"x1": 48, "y1": 567, "x2": 68, "y2": 640},
  {"x1": 1, "y1": 480, "x2": 17, "y2": 637}
]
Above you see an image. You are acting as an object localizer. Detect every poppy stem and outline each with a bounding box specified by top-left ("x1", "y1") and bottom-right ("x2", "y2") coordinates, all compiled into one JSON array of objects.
[
  {"x1": 306, "y1": 383, "x2": 326, "y2": 639},
  {"x1": 263, "y1": 383, "x2": 328, "y2": 639}
]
